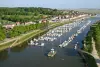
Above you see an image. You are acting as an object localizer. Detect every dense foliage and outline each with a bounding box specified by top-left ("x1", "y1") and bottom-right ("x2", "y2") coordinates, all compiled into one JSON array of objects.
[
  {"x1": 0, "y1": 22, "x2": 48, "y2": 41},
  {"x1": 84, "y1": 31, "x2": 92, "y2": 53},
  {"x1": 0, "y1": 7, "x2": 63, "y2": 24},
  {"x1": 0, "y1": 25, "x2": 6, "y2": 41},
  {"x1": 0, "y1": 7, "x2": 62, "y2": 15},
  {"x1": 7, "y1": 22, "x2": 48, "y2": 38}
]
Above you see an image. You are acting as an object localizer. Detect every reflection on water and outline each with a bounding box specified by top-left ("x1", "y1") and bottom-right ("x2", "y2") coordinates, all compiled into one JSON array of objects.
[
  {"x1": 63, "y1": 47, "x2": 78, "y2": 56},
  {"x1": 10, "y1": 42, "x2": 28, "y2": 52},
  {"x1": 0, "y1": 50, "x2": 8, "y2": 61}
]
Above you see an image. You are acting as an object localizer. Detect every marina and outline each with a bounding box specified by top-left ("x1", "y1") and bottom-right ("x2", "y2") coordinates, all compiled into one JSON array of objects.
[
  {"x1": 0, "y1": 17, "x2": 100, "y2": 67},
  {"x1": 28, "y1": 19, "x2": 91, "y2": 48}
]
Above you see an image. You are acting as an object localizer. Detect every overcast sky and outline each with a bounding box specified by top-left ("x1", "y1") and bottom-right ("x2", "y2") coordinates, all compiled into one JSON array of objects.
[{"x1": 0, "y1": 0, "x2": 100, "y2": 9}]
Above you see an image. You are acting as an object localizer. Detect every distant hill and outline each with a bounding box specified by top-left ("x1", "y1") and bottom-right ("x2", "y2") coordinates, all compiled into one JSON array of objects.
[{"x1": 73, "y1": 9, "x2": 100, "y2": 14}]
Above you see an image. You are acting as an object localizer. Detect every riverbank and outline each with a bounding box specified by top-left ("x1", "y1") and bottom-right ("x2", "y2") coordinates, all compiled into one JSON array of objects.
[
  {"x1": 77, "y1": 49, "x2": 97, "y2": 67},
  {"x1": 0, "y1": 15, "x2": 90, "y2": 51},
  {"x1": 82, "y1": 20, "x2": 100, "y2": 67},
  {"x1": 92, "y1": 38, "x2": 100, "y2": 67},
  {"x1": 83, "y1": 52, "x2": 98, "y2": 67},
  {"x1": 81, "y1": 38, "x2": 98, "y2": 67}
]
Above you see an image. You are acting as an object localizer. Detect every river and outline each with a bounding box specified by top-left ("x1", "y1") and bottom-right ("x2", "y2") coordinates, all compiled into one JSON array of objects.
[{"x1": 0, "y1": 16, "x2": 100, "y2": 67}]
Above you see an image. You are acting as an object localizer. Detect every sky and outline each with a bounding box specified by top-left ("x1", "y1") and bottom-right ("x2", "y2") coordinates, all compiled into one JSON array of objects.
[{"x1": 0, "y1": 0, "x2": 100, "y2": 9}]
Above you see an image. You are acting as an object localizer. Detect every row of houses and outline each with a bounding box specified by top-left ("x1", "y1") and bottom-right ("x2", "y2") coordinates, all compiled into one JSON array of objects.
[
  {"x1": 3, "y1": 19, "x2": 47, "y2": 29},
  {"x1": 49, "y1": 15, "x2": 70, "y2": 22},
  {"x1": 49, "y1": 14, "x2": 89, "y2": 23},
  {"x1": 2, "y1": 13, "x2": 89, "y2": 29}
]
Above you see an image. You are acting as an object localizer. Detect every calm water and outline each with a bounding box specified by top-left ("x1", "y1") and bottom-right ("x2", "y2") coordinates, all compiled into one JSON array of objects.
[{"x1": 0, "y1": 17, "x2": 100, "y2": 67}]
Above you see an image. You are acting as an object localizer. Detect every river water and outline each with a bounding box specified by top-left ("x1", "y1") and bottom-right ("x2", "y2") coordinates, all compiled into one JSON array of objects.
[{"x1": 0, "y1": 17, "x2": 100, "y2": 67}]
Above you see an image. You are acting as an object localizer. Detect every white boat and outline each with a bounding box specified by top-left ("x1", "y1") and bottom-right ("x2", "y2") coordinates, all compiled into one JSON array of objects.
[
  {"x1": 28, "y1": 40, "x2": 35, "y2": 45},
  {"x1": 35, "y1": 43, "x2": 38, "y2": 46},
  {"x1": 40, "y1": 43, "x2": 45, "y2": 46},
  {"x1": 64, "y1": 40, "x2": 67, "y2": 43},
  {"x1": 75, "y1": 33, "x2": 78, "y2": 36},
  {"x1": 68, "y1": 37, "x2": 71, "y2": 40},
  {"x1": 49, "y1": 38, "x2": 53, "y2": 41},
  {"x1": 53, "y1": 37, "x2": 57, "y2": 40},
  {"x1": 34, "y1": 38, "x2": 38, "y2": 41},
  {"x1": 62, "y1": 41, "x2": 69, "y2": 47},
  {"x1": 77, "y1": 30, "x2": 81, "y2": 34},
  {"x1": 59, "y1": 44, "x2": 63, "y2": 47},
  {"x1": 74, "y1": 44, "x2": 77, "y2": 50}
]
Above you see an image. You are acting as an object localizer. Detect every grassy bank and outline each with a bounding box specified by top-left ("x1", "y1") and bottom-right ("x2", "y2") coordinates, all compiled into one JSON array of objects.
[
  {"x1": 0, "y1": 41, "x2": 15, "y2": 51},
  {"x1": 11, "y1": 29, "x2": 46, "y2": 47}
]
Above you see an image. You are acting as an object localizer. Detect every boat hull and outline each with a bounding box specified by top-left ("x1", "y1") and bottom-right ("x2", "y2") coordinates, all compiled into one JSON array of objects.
[{"x1": 48, "y1": 51, "x2": 56, "y2": 57}]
